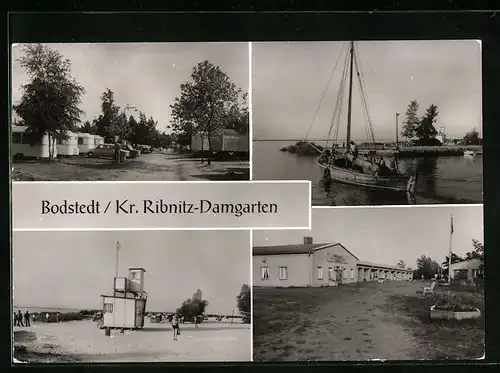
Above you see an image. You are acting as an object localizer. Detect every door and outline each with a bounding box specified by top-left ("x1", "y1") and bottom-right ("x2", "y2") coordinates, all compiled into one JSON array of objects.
[{"x1": 328, "y1": 267, "x2": 336, "y2": 286}]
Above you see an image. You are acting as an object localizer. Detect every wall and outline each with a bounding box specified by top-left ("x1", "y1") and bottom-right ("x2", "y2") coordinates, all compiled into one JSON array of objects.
[
  {"x1": 312, "y1": 245, "x2": 358, "y2": 286},
  {"x1": 253, "y1": 253, "x2": 311, "y2": 287}
]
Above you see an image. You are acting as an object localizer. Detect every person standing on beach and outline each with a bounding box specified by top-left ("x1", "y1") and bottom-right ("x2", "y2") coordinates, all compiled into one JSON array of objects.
[
  {"x1": 46, "y1": 312, "x2": 50, "y2": 323},
  {"x1": 24, "y1": 311, "x2": 31, "y2": 327},
  {"x1": 171, "y1": 315, "x2": 180, "y2": 340},
  {"x1": 17, "y1": 310, "x2": 24, "y2": 327}
]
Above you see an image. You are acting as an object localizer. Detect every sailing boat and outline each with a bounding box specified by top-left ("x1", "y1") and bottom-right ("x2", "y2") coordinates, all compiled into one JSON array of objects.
[{"x1": 312, "y1": 41, "x2": 416, "y2": 195}]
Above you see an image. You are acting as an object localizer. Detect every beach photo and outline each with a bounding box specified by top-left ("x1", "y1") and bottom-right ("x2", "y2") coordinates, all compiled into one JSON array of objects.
[
  {"x1": 253, "y1": 205, "x2": 484, "y2": 361},
  {"x1": 11, "y1": 42, "x2": 249, "y2": 181},
  {"x1": 252, "y1": 40, "x2": 483, "y2": 206},
  {"x1": 12, "y1": 230, "x2": 251, "y2": 363}
]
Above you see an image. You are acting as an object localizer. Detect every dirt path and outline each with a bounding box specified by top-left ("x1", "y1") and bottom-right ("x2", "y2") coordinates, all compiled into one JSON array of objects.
[
  {"x1": 12, "y1": 153, "x2": 249, "y2": 181},
  {"x1": 253, "y1": 282, "x2": 421, "y2": 361}
]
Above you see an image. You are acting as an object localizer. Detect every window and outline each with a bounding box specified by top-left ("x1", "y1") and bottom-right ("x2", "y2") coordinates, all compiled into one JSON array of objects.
[
  {"x1": 328, "y1": 267, "x2": 333, "y2": 280},
  {"x1": 78, "y1": 137, "x2": 84, "y2": 145},
  {"x1": 279, "y1": 266, "x2": 288, "y2": 280},
  {"x1": 317, "y1": 266, "x2": 323, "y2": 280},
  {"x1": 261, "y1": 266, "x2": 269, "y2": 280},
  {"x1": 350, "y1": 268, "x2": 354, "y2": 279},
  {"x1": 56, "y1": 138, "x2": 62, "y2": 145},
  {"x1": 104, "y1": 303, "x2": 114, "y2": 313}
]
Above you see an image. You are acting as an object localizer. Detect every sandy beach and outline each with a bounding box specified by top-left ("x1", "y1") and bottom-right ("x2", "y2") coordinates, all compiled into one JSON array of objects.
[{"x1": 14, "y1": 320, "x2": 251, "y2": 363}]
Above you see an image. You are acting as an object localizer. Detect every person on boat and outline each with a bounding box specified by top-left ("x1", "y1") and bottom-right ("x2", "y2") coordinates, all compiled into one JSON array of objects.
[
  {"x1": 378, "y1": 157, "x2": 386, "y2": 167},
  {"x1": 349, "y1": 141, "x2": 358, "y2": 158}
]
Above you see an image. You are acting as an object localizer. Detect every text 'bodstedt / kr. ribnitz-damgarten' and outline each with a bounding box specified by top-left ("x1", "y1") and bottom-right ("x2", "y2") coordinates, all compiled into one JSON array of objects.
[{"x1": 40, "y1": 199, "x2": 279, "y2": 218}]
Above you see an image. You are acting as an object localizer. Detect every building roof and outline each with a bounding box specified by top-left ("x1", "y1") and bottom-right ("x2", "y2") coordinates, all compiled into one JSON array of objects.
[
  {"x1": 253, "y1": 242, "x2": 359, "y2": 260},
  {"x1": 357, "y1": 261, "x2": 412, "y2": 272},
  {"x1": 450, "y1": 258, "x2": 482, "y2": 271}
]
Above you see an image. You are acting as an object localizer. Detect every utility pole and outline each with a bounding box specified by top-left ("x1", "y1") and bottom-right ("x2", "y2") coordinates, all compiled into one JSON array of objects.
[{"x1": 396, "y1": 112, "x2": 400, "y2": 149}]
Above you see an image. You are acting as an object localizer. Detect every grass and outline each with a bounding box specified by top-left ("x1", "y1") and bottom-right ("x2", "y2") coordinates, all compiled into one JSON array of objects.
[{"x1": 253, "y1": 281, "x2": 484, "y2": 361}]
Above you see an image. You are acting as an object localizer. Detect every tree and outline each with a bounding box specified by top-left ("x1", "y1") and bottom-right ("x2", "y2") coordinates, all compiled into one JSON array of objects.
[
  {"x1": 13, "y1": 44, "x2": 85, "y2": 160},
  {"x1": 401, "y1": 100, "x2": 419, "y2": 140},
  {"x1": 440, "y1": 252, "x2": 464, "y2": 278},
  {"x1": 414, "y1": 255, "x2": 441, "y2": 280},
  {"x1": 94, "y1": 89, "x2": 130, "y2": 143},
  {"x1": 396, "y1": 260, "x2": 406, "y2": 269},
  {"x1": 414, "y1": 104, "x2": 439, "y2": 145},
  {"x1": 170, "y1": 60, "x2": 246, "y2": 164},
  {"x1": 176, "y1": 289, "x2": 209, "y2": 322},
  {"x1": 225, "y1": 92, "x2": 249, "y2": 134},
  {"x1": 466, "y1": 239, "x2": 484, "y2": 276},
  {"x1": 236, "y1": 284, "x2": 250, "y2": 323},
  {"x1": 79, "y1": 120, "x2": 98, "y2": 135},
  {"x1": 463, "y1": 128, "x2": 482, "y2": 145}
]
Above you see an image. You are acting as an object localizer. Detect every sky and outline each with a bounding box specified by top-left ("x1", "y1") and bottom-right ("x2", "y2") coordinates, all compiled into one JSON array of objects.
[
  {"x1": 11, "y1": 43, "x2": 249, "y2": 133},
  {"x1": 252, "y1": 40, "x2": 482, "y2": 141},
  {"x1": 13, "y1": 230, "x2": 250, "y2": 314},
  {"x1": 253, "y1": 205, "x2": 483, "y2": 269}
]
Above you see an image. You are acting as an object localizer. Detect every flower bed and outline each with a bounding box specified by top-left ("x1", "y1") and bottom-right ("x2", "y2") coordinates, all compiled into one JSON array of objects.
[{"x1": 430, "y1": 292, "x2": 481, "y2": 320}]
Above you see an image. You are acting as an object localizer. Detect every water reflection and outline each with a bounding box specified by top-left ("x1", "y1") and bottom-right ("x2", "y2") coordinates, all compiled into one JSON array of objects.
[{"x1": 416, "y1": 157, "x2": 438, "y2": 196}]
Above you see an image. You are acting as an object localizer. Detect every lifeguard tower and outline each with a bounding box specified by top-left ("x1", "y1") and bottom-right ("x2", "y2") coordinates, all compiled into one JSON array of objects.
[{"x1": 100, "y1": 268, "x2": 148, "y2": 330}]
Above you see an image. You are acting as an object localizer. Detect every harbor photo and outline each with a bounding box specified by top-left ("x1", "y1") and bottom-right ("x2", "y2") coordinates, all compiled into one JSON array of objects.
[
  {"x1": 253, "y1": 205, "x2": 484, "y2": 361},
  {"x1": 252, "y1": 40, "x2": 482, "y2": 206},
  {"x1": 11, "y1": 42, "x2": 249, "y2": 181},
  {"x1": 12, "y1": 230, "x2": 251, "y2": 363}
]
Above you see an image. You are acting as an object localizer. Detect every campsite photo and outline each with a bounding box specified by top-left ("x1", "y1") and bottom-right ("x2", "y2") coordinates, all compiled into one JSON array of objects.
[
  {"x1": 252, "y1": 205, "x2": 484, "y2": 361},
  {"x1": 12, "y1": 230, "x2": 251, "y2": 363},
  {"x1": 252, "y1": 40, "x2": 483, "y2": 206},
  {"x1": 11, "y1": 42, "x2": 249, "y2": 181}
]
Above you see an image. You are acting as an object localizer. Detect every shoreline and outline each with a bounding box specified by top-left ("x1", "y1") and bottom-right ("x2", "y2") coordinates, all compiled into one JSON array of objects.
[{"x1": 279, "y1": 143, "x2": 482, "y2": 158}]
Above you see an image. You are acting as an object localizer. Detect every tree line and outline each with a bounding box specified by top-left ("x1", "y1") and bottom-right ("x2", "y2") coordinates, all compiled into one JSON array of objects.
[
  {"x1": 175, "y1": 284, "x2": 250, "y2": 324},
  {"x1": 401, "y1": 100, "x2": 482, "y2": 146},
  {"x1": 12, "y1": 44, "x2": 248, "y2": 159},
  {"x1": 401, "y1": 239, "x2": 484, "y2": 281}
]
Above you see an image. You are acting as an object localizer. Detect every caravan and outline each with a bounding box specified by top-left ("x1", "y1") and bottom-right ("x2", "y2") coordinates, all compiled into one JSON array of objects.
[
  {"x1": 76, "y1": 133, "x2": 104, "y2": 155},
  {"x1": 55, "y1": 131, "x2": 80, "y2": 156},
  {"x1": 11, "y1": 125, "x2": 57, "y2": 159}
]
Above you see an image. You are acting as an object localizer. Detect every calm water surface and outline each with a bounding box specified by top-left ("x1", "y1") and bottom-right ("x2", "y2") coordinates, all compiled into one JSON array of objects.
[{"x1": 252, "y1": 141, "x2": 483, "y2": 206}]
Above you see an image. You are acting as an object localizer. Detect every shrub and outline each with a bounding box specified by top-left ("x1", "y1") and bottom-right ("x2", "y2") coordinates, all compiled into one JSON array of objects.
[{"x1": 434, "y1": 292, "x2": 479, "y2": 312}]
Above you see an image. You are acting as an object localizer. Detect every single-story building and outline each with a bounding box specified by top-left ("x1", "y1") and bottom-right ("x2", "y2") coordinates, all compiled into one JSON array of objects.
[
  {"x1": 253, "y1": 236, "x2": 413, "y2": 287},
  {"x1": 450, "y1": 258, "x2": 483, "y2": 282}
]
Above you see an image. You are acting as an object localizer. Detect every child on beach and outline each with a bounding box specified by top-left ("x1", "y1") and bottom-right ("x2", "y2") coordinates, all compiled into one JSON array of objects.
[{"x1": 171, "y1": 315, "x2": 181, "y2": 340}]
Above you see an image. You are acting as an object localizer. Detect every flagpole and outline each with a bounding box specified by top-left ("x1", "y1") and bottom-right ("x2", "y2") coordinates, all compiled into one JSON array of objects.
[
  {"x1": 448, "y1": 215, "x2": 453, "y2": 283},
  {"x1": 114, "y1": 241, "x2": 120, "y2": 297}
]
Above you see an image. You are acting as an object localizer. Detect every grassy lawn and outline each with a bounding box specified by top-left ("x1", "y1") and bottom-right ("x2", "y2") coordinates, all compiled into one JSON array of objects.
[{"x1": 253, "y1": 281, "x2": 484, "y2": 361}]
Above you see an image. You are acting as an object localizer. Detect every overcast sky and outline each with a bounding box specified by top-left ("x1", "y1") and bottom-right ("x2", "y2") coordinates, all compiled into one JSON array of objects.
[
  {"x1": 253, "y1": 205, "x2": 483, "y2": 269},
  {"x1": 252, "y1": 40, "x2": 482, "y2": 141},
  {"x1": 11, "y1": 43, "x2": 249, "y2": 133},
  {"x1": 13, "y1": 230, "x2": 250, "y2": 314}
]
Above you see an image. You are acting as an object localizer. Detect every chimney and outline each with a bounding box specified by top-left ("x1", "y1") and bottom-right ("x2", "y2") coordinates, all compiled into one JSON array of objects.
[{"x1": 303, "y1": 236, "x2": 313, "y2": 245}]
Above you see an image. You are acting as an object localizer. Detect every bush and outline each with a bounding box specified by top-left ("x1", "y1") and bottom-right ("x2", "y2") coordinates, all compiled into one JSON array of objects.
[
  {"x1": 434, "y1": 292, "x2": 479, "y2": 312},
  {"x1": 412, "y1": 138, "x2": 442, "y2": 146}
]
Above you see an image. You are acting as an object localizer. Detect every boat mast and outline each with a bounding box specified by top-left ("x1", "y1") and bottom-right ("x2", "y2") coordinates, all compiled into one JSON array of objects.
[{"x1": 346, "y1": 41, "x2": 354, "y2": 147}]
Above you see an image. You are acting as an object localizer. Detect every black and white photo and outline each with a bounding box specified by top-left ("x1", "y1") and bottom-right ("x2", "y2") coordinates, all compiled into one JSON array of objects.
[
  {"x1": 252, "y1": 40, "x2": 482, "y2": 206},
  {"x1": 11, "y1": 43, "x2": 249, "y2": 181},
  {"x1": 13, "y1": 230, "x2": 251, "y2": 363},
  {"x1": 253, "y1": 205, "x2": 484, "y2": 361}
]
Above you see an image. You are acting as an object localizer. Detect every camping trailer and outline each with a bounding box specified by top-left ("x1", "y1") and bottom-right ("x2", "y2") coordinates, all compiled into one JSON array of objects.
[
  {"x1": 101, "y1": 267, "x2": 147, "y2": 330},
  {"x1": 191, "y1": 129, "x2": 249, "y2": 154},
  {"x1": 11, "y1": 125, "x2": 58, "y2": 159},
  {"x1": 76, "y1": 133, "x2": 104, "y2": 155},
  {"x1": 55, "y1": 131, "x2": 80, "y2": 156}
]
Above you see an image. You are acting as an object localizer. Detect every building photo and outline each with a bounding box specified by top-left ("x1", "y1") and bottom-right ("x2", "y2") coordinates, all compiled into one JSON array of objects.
[
  {"x1": 11, "y1": 42, "x2": 249, "y2": 181},
  {"x1": 12, "y1": 230, "x2": 251, "y2": 363},
  {"x1": 253, "y1": 205, "x2": 484, "y2": 361}
]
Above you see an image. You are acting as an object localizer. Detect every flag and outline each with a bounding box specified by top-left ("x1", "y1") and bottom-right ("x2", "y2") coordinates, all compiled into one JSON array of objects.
[{"x1": 450, "y1": 215, "x2": 454, "y2": 235}]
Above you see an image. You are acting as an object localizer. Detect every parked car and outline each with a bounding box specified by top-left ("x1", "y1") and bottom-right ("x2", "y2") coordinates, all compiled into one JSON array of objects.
[
  {"x1": 140, "y1": 145, "x2": 152, "y2": 154},
  {"x1": 88, "y1": 144, "x2": 130, "y2": 159},
  {"x1": 123, "y1": 144, "x2": 140, "y2": 158}
]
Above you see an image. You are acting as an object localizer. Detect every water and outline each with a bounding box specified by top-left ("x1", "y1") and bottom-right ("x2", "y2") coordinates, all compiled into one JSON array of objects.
[{"x1": 252, "y1": 141, "x2": 483, "y2": 206}]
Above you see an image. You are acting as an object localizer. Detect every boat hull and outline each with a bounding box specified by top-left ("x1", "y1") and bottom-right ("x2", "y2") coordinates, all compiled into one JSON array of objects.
[{"x1": 318, "y1": 158, "x2": 410, "y2": 192}]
